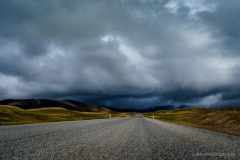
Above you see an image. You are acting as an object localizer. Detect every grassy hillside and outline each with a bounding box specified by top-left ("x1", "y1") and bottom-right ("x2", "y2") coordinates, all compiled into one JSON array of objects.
[
  {"x1": 0, "y1": 105, "x2": 132, "y2": 125},
  {"x1": 143, "y1": 108, "x2": 240, "y2": 137},
  {"x1": 0, "y1": 99, "x2": 111, "y2": 112}
]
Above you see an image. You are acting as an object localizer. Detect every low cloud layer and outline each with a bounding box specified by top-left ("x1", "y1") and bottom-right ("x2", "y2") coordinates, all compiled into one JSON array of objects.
[{"x1": 0, "y1": 0, "x2": 240, "y2": 109}]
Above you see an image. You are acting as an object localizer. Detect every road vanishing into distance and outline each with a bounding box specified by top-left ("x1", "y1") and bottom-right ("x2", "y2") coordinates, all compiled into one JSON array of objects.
[{"x1": 0, "y1": 115, "x2": 240, "y2": 160}]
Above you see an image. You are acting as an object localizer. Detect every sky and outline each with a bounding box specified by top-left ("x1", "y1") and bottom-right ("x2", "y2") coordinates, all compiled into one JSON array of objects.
[{"x1": 0, "y1": 0, "x2": 240, "y2": 109}]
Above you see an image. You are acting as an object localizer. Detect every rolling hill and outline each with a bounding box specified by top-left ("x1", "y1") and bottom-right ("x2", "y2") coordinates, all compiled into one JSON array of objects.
[{"x1": 0, "y1": 99, "x2": 110, "y2": 112}]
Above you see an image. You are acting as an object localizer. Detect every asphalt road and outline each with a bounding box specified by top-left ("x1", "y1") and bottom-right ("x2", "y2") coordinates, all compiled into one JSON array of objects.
[{"x1": 0, "y1": 115, "x2": 239, "y2": 160}]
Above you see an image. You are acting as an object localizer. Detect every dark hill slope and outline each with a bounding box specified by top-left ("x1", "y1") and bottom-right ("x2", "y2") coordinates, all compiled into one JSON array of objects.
[{"x1": 0, "y1": 99, "x2": 110, "y2": 112}]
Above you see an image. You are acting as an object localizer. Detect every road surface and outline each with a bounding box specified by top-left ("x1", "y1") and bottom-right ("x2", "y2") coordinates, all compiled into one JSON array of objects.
[{"x1": 0, "y1": 115, "x2": 239, "y2": 159}]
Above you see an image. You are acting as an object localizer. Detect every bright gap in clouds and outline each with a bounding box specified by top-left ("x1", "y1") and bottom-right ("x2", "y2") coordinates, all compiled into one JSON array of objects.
[{"x1": 164, "y1": 0, "x2": 217, "y2": 16}]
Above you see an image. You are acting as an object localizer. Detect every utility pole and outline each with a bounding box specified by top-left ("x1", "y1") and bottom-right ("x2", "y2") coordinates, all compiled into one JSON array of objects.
[{"x1": 153, "y1": 114, "x2": 154, "y2": 119}]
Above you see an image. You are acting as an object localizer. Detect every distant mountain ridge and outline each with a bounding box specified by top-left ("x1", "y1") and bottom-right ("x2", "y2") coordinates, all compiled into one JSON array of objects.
[
  {"x1": 0, "y1": 99, "x2": 110, "y2": 112},
  {"x1": 103, "y1": 105, "x2": 180, "y2": 112},
  {"x1": 102, "y1": 106, "x2": 139, "y2": 112},
  {"x1": 0, "y1": 99, "x2": 189, "y2": 112}
]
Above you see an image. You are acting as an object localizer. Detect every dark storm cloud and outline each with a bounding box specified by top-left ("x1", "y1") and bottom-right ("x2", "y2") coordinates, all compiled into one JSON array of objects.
[
  {"x1": 0, "y1": 0, "x2": 240, "y2": 108},
  {"x1": 198, "y1": 0, "x2": 240, "y2": 52}
]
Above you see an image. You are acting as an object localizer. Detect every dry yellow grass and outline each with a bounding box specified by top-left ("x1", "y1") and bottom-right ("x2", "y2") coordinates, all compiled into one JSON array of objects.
[
  {"x1": 0, "y1": 105, "x2": 133, "y2": 125},
  {"x1": 143, "y1": 108, "x2": 240, "y2": 137}
]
